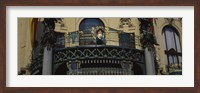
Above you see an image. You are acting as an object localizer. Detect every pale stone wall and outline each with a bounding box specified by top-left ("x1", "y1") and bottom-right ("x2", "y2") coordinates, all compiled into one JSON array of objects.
[
  {"x1": 106, "y1": 32, "x2": 119, "y2": 46},
  {"x1": 18, "y1": 18, "x2": 32, "y2": 73}
]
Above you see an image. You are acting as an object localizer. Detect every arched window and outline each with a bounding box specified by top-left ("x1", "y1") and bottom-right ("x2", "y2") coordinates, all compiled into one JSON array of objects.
[
  {"x1": 79, "y1": 18, "x2": 105, "y2": 45},
  {"x1": 79, "y1": 18, "x2": 104, "y2": 34},
  {"x1": 162, "y1": 26, "x2": 182, "y2": 73}
]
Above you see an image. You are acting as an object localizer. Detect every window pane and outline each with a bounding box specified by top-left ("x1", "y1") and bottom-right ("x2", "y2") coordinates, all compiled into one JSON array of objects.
[
  {"x1": 178, "y1": 56, "x2": 182, "y2": 63},
  {"x1": 169, "y1": 55, "x2": 173, "y2": 65},
  {"x1": 69, "y1": 32, "x2": 79, "y2": 46},
  {"x1": 119, "y1": 33, "x2": 134, "y2": 48},
  {"x1": 173, "y1": 56, "x2": 178, "y2": 64},
  {"x1": 165, "y1": 28, "x2": 176, "y2": 50},
  {"x1": 178, "y1": 56, "x2": 182, "y2": 68},
  {"x1": 175, "y1": 33, "x2": 181, "y2": 52}
]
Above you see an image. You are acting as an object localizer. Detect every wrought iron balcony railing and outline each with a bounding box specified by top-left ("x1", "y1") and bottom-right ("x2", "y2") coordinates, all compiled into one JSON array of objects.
[{"x1": 53, "y1": 45, "x2": 144, "y2": 63}]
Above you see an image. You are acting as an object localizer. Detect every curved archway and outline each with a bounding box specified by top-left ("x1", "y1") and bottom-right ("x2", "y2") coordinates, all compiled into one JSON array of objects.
[
  {"x1": 76, "y1": 18, "x2": 107, "y2": 30},
  {"x1": 162, "y1": 25, "x2": 180, "y2": 37},
  {"x1": 160, "y1": 23, "x2": 182, "y2": 38}
]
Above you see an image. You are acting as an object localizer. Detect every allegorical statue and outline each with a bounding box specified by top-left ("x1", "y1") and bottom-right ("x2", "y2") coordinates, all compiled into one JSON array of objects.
[
  {"x1": 40, "y1": 18, "x2": 62, "y2": 50},
  {"x1": 138, "y1": 18, "x2": 158, "y2": 48},
  {"x1": 96, "y1": 29, "x2": 105, "y2": 45}
]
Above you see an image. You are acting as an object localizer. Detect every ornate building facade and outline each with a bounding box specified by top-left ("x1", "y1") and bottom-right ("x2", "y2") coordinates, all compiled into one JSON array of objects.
[{"x1": 18, "y1": 18, "x2": 182, "y2": 75}]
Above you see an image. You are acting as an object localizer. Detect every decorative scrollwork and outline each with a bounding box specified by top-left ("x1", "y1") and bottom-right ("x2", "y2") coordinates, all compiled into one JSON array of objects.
[
  {"x1": 138, "y1": 18, "x2": 158, "y2": 49},
  {"x1": 119, "y1": 18, "x2": 133, "y2": 28},
  {"x1": 54, "y1": 46, "x2": 143, "y2": 63}
]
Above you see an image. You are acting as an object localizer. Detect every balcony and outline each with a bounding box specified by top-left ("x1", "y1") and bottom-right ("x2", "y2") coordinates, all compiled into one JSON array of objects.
[{"x1": 53, "y1": 45, "x2": 144, "y2": 75}]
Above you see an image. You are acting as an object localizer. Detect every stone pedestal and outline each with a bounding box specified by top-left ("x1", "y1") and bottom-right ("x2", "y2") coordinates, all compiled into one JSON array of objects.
[
  {"x1": 42, "y1": 47, "x2": 52, "y2": 75},
  {"x1": 144, "y1": 47, "x2": 156, "y2": 75}
]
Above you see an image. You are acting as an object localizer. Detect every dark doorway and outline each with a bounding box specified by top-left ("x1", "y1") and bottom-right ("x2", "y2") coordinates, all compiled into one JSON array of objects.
[
  {"x1": 54, "y1": 63, "x2": 68, "y2": 75},
  {"x1": 132, "y1": 62, "x2": 144, "y2": 75}
]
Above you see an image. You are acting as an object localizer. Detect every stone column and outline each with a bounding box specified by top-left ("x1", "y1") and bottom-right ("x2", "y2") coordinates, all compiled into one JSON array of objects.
[
  {"x1": 42, "y1": 46, "x2": 53, "y2": 75},
  {"x1": 144, "y1": 47, "x2": 156, "y2": 75},
  {"x1": 138, "y1": 18, "x2": 157, "y2": 75}
]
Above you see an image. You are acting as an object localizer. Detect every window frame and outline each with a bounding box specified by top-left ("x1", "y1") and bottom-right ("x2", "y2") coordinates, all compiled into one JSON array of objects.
[{"x1": 162, "y1": 25, "x2": 182, "y2": 73}]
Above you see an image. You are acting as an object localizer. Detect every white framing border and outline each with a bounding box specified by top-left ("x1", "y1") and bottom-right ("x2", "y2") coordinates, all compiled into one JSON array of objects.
[{"x1": 6, "y1": 6, "x2": 194, "y2": 87}]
